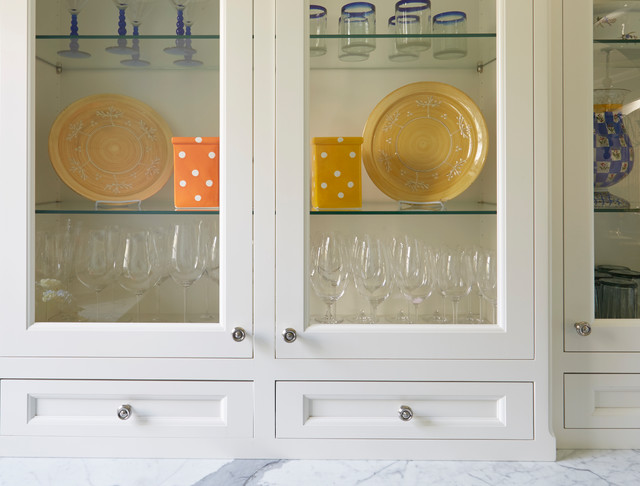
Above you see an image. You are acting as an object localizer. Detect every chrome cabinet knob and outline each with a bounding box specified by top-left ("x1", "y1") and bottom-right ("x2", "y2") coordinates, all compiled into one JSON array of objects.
[
  {"x1": 398, "y1": 405, "x2": 413, "y2": 422},
  {"x1": 282, "y1": 328, "x2": 297, "y2": 343},
  {"x1": 574, "y1": 321, "x2": 591, "y2": 336},
  {"x1": 117, "y1": 404, "x2": 132, "y2": 421},
  {"x1": 232, "y1": 327, "x2": 247, "y2": 342}
]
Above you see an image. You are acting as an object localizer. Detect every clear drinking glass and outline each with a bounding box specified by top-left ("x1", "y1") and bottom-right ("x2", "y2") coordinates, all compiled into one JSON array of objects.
[
  {"x1": 477, "y1": 249, "x2": 497, "y2": 324},
  {"x1": 351, "y1": 235, "x2": 394, "y2": 323},
  {"x1": 310, "y1": 233, "x2": 350, "y2": 323},
  {"x1": 200, "y1": 219, "x2": 220, "y2": 321},
  {"x1": 149, "y1": 226, "x2": 172, "y2": 321},
  {"x1": 339, "y1": 2, "x2": 376, "y2": 62},
  {"x1": 433, "y1": 11, "x2": 468, "y2": 60},
  {"x1": 388, "y1": 16, "x2": 418, "y2": 62},
  {"x1": 116, "y1": 230, "x2": 159, "y2": 322},
  {"x1": 169, "y1": 221, "x2": 206, "y2": 322},
  {"x1": 395, "y1": 0, "x2": 431, "y2": 53},
  {"x1": 438, "y1": 247, "x2": 473, "y2": 324},
  {"x1": 310, "y1": 5, "x2": 328, "y2": 57}
]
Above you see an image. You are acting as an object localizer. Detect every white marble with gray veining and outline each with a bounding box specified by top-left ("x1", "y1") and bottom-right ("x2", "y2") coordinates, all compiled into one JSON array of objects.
[{"x1": 0, "y1": 450, "x2": 638, "y2": 485}]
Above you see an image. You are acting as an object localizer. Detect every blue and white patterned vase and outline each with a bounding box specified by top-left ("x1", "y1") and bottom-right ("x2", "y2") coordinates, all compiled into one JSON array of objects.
[{"x1": 594, "y1": 88, "x2": 634, "y2": 208}]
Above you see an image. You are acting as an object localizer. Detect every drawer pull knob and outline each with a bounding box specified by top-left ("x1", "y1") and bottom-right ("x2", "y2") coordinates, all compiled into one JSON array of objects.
[
  {"x1": 574, "y1": 321, "x2": 592, "y2": 336},
  {"x1": 232, "y1": 327, "x2": 247, "y2": 342},
  {"x1": 398, "y1": 405, "x2": 413, "y2": 422},
  {"x1": 282, "y1": 328, "x2": 297, "y2": 343},
  {"x1": 117, "y1": 404, "x2": 132, "y2": 421}
]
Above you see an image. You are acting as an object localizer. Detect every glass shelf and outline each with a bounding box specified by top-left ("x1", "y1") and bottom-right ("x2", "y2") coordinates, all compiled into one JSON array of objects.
[
  {"x1": 36, "y1": 35, "x2": 219, "y2": 71},
  {"x1": 310, "y1": 34, "x2": 496, "y2": 70},
  {"x1": 310, "y1": 201, "x2": 496, "y2": 215},
  {"x1": 35, "y1": 201, "x2": 219, "y2": 215}
]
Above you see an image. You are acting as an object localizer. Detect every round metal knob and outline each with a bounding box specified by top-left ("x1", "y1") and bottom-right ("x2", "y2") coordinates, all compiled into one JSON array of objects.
[
  {"x1": 398, "y1": 405, "x2": 413, "y2": 422},
  {"x1": 117, "y1": 404, "x2": 132, "y2": 421},
  {"x1": 232, "y1": 327, "x2": 247, "y2": 342},
  {"x1": 574, "y1": 321, "x2": 592, "y2": 336},
  {"x1": 282, "y1": 328, "x2": 297, "y2": 343}
]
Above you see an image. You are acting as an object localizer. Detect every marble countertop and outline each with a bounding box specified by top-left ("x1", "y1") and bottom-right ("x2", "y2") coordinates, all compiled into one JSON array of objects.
[{"x1": 0, "y1": 450, "x2": 638, "y2": 485}]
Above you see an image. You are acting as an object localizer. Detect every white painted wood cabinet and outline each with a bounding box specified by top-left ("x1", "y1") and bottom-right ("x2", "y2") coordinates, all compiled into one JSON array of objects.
[
  {"x1": 0, "y1": 0, "x2": 554, "y2": 460},
  {"x1": 557, "y1": 0, "x2": 640, "y2": 448}
]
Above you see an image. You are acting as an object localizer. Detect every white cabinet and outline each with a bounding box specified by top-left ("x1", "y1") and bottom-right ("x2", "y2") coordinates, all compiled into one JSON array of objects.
[
  {"x1": 0, "y1": 0, "x2": 553, "y2": 460},
  {"x1": 557, "y1": 0, "x2": 640, "y2": 448}
]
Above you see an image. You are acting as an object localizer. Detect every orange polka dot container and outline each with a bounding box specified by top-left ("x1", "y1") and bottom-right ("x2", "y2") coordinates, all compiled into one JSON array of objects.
[
  {"x1": 311, "y1": 137, "x2": 363, "y2": 210},
  {"x1": 172, "y1": 137, "x2": 219, "y2": 209}
]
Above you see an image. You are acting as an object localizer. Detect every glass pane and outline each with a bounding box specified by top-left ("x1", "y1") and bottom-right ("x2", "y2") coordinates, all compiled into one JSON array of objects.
[
  {"x1": 593, "y1": 1, "x2": 640, "y2": 319},
  {"x1": 34, "y1": 0, "x2": 220, "y2": 324},
  {"x1": 307, "y1": 0, "x2": 498, "y2": 326}
]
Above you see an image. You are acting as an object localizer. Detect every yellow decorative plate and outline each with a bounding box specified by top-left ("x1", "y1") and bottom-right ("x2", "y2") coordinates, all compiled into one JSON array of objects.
[
  {"x1": 362, "y1": 82, "x2": 489, "y2": 203},
  {"x1": 48, "y1": 94, "x2": 173, "y2": 202}
]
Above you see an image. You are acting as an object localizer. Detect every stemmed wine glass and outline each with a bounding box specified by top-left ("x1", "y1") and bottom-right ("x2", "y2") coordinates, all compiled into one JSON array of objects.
[
  {"x1": 463, "y1": 245, "x2": 484, "y2": 323},
  {"x1": 57, "y1": 0, "x2": 91, "y2": 59},
  {"x1": 173, "y1": 0, "x2": 209, "y2": 66},
  {"x1": 391, "y1": 236, "x2": 434, "y2": 324},
  {"x1": 149, "y1": 226, "x2": 172, "y2": 321},
  {"x1": 75, "y1": 227, "x2": 119, "y2": 322},
  {"x1": 310, "y1": 233, "x2": 350, "y2": 324},
  {"x1": 116, "y1": 230, "x2": 160, "y2": 322},
  {"x1": 478, "y1": 249, "x2": 498, "y2": 324},
  {"x1": 438, "y1": 247, "x2": 473, "y2": 324},
  {"x1": 199, "y1": 218, "x2": 219, "y2": 321},
  {"x1": 105, "y1": 1, "x2": 135, "y2": 55},
  {"x1": 351, "y1": 235, "x2": 394, "y2": 324},
  {"x1": 121, "y1": 0, "x2": 160, "y2": 66},
  {"x1": 164, "y1": 0, "x2": 194, "y2": 56},
  {"x1": 169, "y1": 220, "x2": 206, "y2": 322}
]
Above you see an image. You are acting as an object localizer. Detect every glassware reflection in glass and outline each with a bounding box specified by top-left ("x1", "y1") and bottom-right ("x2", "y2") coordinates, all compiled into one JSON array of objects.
[
  {"x1": 75, "y1": 228, "x2": 118, "y2": 322},
  {"x1": 58, "y1": 0, "x2": 91, "y2": 59},
  {"x1": 351, "y1": 235, "x2": 393, "y2": 324},
  {"x1": 388, "y1": 16, "x2": 418, "y2": 63},
  {"x1": 170, "y1": 221, "x2": 206, "y2": 322},
  {"x1": 117, "y1": 230, "x2": 159, "y2": 322},
  {"x1": 106, "y1": 1, "x2": 135, "y2": 55},
  {"x1": 310, "y1": 233, "x2": 350, "y2": 323}
]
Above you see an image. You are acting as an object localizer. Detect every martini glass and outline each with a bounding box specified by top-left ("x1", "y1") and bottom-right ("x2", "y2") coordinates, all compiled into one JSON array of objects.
[
  {"x1": 173, "y1": 0, "x2": 210, "y2": 66},
  {"x1": 57, "y1": 0, "x2": 91, "y2": 59},
  {"x1": 106, "y1": 1, "x2": 135, "y2": 55},
  {"x1": 121, "y1": 0, "x2": 160, "y2": 66},
  {"x1": 164, "y1": 0, "x2": 195, "y2": 56}
]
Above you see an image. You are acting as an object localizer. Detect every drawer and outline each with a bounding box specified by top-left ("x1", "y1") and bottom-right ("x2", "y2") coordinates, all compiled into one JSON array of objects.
[
  {"x1": 565, "y1": 373, "x2": 640, "y2": 429},
  {"x1": 0, "y1": 380, "x2": 253, "y2": 438},
  {"x1": 276, "y1": 381, "x2": 533, "y2": 440}
]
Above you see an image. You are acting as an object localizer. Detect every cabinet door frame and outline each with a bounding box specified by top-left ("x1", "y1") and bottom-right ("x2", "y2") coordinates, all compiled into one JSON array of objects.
[
  {"x1": 274, "y1": 0, "x2": 535, "y2": 359},
  {"x1": 0, "y1": 0, "x2": 253, "y2": 358},
  {"x1": 561, "y1": 0, "x2": 640, "y2": 352}
]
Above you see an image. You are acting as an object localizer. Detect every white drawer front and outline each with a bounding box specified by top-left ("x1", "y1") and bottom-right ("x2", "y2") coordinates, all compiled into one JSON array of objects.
[
  {"x1": 0, "y1": 380, "x2": 253, "y2": 438},
  {"x1": 565, "y1": 374, "x2": 640, "y2": 429},
  {"x1": 276, "y1": 381, "x2": 533, "y2": 440}
]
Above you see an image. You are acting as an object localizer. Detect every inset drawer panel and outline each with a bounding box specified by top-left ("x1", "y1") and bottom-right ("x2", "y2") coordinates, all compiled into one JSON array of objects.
[
  {"x1": 565, "y1": 373, "x2": 640, "y2": 429},
  {"x1": 276, "y1": 381, "x2": 533, "y2": 440},
  {"x1": 1, "y1": 380, "x2": 253, "y2": 438}
]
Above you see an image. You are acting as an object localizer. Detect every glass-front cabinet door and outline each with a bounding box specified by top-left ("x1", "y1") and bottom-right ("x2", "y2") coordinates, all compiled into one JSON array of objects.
[
  {"x1": 564, "y1": 0, "x2": 640, "y2": 352},
  {"x1": 0, "y1": 0, "x2": 252, "y2": 358},
  {"x1": 275, "y1": 0, "x2": 535, "y2": 359}
]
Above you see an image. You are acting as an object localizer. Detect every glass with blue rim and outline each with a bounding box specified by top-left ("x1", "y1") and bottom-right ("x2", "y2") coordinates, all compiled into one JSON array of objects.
[
  {"x1": 339, "y1": 2, "x2": 376, "y2": 62},
  {"x1": 310, "y1": 5, "x2": 328, "y2": 57},
  {"x1": 395, "y1": 0, "x2": 431, "y2": 53},
  {"x1": 433, "y1": 11, "x2": 468, "y2": 60}
]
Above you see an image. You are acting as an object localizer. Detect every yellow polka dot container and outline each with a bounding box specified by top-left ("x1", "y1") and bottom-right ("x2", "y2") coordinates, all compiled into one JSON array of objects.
[
  {"x1": 311, "y1": 137, "x2": 364, "y2": 210},
  {"x1": 172, "y1": 137, "x2": 219, "y2": 209}
]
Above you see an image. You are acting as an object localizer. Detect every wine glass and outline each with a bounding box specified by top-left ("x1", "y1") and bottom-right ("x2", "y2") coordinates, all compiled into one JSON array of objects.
[
  {"x1": 463, "y1": 245, "x2": 484, "y2": 323},
  {"x1": 173, "y1": 0, "x2": 210, "y2": 66},
  {"x1": 169, "y1": 220, "x2": 206, "y2": 322},
  {"x1": 75, "y1": 227, "x2": 119, "y2": 322},
  {"x1": 116, "y1": 230, "x2": 159, "y2": 322},
  {"x1": 309, "y1": 232, "x2": 350, "y2": 324},
  {"x1": 391, "y1": 236, "x2": 434, "y2": 324},
  {"x1": 149, "y1": 226, "x2": 172, "y2": 321},
  {"x1": 430, "y1": 247, "x2": 448, "y2": 323},
  {"x1": 57, "y1": 0, "x2": 91, "y2": 59},
  {"x1": 438, "y1": 247, "x2": 473, "y2": 324},
  {"x1": 121, "y1": 0, "x2": 160, "y2": 66},
  {"x1": 199, "y1": 218, "x2": 219, "y2": 321},
  {"x1": 164, "y1": 0, "x2": 195, "y2": 56},
  {"x1": 105, "y1": 1, "x2": 135, "y2": 55},
  {"x1": 478, "y1": 249, "x2": 498, "y2": 324},
  {"x1": 351, "y1": 235, "x2": 394, "y2": 324}
]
